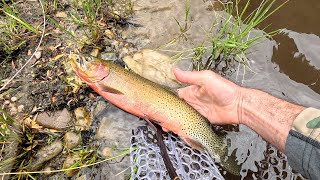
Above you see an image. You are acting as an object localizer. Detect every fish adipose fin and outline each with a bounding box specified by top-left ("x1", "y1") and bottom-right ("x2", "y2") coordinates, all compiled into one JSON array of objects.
[
  {"x1": 183, "y1": 137, "x2": 205, "y2": 152},
  {"x1": 97, "y1": 84, "x2": 124, "y2": 94}
]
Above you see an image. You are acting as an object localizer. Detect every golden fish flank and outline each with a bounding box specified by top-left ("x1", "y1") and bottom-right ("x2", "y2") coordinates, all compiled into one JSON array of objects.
[{"x1": 70, "y1": 54, "x2": 241, "y2": 175}]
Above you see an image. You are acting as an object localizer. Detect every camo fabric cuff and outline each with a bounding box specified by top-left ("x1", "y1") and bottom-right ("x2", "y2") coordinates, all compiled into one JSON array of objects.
[
  {"x1": 291, "y1": 107, "x2": 320, "y2": 141},
  {"x1": 285, "y1": 107, "x2": 320, "y2": 180}
]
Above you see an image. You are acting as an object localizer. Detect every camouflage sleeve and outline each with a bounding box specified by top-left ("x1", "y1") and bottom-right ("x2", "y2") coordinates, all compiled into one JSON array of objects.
[{"x1": 285, "y1": 108, "x2": 320, "y2": 180}]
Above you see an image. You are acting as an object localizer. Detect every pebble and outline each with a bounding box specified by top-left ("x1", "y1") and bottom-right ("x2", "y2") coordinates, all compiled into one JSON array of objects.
[
  {"x1": 34, "y1": 51, "x2": 42, "y2": 60},
  {"x1": 4, "y1": 100, "x2": 10, "y2": 105},
  {"x1": 74, "y1": 107, "x2": 91, "y2": 131},
  {"x1": 64, "y1": 132, "x2": 81, "y2": 149},
  {"x1": 104, "y1": 29, "x2": 116, "y2": 39},
  {"x1": 100, "y1": 52, "x2": 117, "y2": 61},
  {"x1": 90, "y1": 49, "x2": 99, "y2": 57},
  {"x1": 10, "y1": 107, "x2": 17, "y2": 115},
  {"x1": 10, "y1": 97, "x2": 17, "y2": 102},
  {"x1": 17, "y1": 105, "x2": 24, "y2": 113},
  {"x1": 102, "y1": 147, "x2": 113, "y2": 158},
  {"x1": 63, "y1": 154, "x2": 80, "y2": 177},
  {"x1": 43, "y1": 166, "x2": 53, "y2": 175}
]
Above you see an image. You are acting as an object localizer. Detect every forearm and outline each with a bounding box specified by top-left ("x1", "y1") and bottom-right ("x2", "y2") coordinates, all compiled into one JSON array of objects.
[{"x1": 240, "y1": 88, "x2": 305, "y2": 152}]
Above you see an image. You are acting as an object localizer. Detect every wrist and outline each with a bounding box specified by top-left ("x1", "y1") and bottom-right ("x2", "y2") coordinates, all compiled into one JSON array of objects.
[{"x1": 238, "y1": 87, "x2": 305, "y2": 151}]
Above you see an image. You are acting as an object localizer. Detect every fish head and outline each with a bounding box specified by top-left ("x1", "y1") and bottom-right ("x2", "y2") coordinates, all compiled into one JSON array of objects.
[{"x1": 69, "y1": 54, "x2": 110, "y2": 84}]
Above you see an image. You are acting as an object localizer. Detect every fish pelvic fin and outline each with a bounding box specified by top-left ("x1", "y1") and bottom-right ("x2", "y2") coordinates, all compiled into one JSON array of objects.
[
  {"x1": 182, "y1": 137, "x2": 205, "y2": 152},
  {"x1": 97, "y1": 84, "x2": 124, "y2": 94}
]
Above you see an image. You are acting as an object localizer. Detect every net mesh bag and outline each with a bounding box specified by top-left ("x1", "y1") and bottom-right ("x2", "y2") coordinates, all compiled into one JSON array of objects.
[{"x1": 129, "y1": 126, "x2": 224, "y2": 180}]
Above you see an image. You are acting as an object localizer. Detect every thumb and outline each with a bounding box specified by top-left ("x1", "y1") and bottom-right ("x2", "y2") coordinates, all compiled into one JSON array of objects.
[{"x1": 173, "y1": 68, "x2": 205, "y2": 85}]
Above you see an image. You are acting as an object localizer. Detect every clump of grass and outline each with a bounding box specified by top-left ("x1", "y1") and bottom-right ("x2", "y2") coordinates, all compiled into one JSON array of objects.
[
  {"x1": 176, "y1": 0, "x2": 288, "y2": 72},
  {"x1": 0, "y1": 1, "x2": 39, "y2": 56},
  {"x1": 174, "y1": 0, "x2": 191, "y2": 34},
  {"x1": 48, "y1": 0, "x2": 133, "y2": 48},
  {"x1": 0, "y1": 109, "x2": 21, "y2": 176}
]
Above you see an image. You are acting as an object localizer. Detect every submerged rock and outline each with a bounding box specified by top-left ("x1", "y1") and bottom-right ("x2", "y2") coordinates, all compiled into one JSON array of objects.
[
  {"x1": 123, "y1": 49, "x2": 182, "y2": 88},
  {"x1": 36, "y1": 108, "x2": 71, "y2": 130},
  {"x1": 29, "y1": 140, "x2": 63, "y2": 171},
  {"x1": 64, "y1": 131, "x2": 81, "y2": 149}
]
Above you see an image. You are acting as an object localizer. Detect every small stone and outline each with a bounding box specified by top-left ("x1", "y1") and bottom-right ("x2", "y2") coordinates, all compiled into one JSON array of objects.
[
  {"x1": 36, "y1": 108, "x2": 71, "y2": 130},
  {"x1": 10, "y1": 107, "x2": 17, "y2": 115},
  {"x1": 90, "y1": 49, "x2": 99, "y2": 57},
  {"x1": 88, "y1": 93, "x2": 96, "y2": 101},
  {"x1": 55, "y1": 11, "x2": 68, "y2": 18},
  {"x1": 100, "y1": 52, "x2": 117, "y2": 61},
  {"x1": 43, "y1": 166, "x2": 53, "y2": 175},
  {"x1": 64, "y1": 132, "x2": 81, "y2": 149},
  {"x1": 74, "y1": 107, "x2": 91, "y2": 131},
  {"x1": 17, "y1": 105, "x2": 24, "y2": 113},
  {"x1": 4, "y1": 100, "x2": 10, "y2": 105},
  {"x1": 63, "y1": 154, "x2": 80, "y2": 177},
  {"x1": 104, "y1": 29, "x2": 116, "y2": 39},
  {"x1": 102, "y1": 147, "x2": 113, "y2": 158},
  {"x1": 10, "y1": 97, "x2": 17, "y2": 102},
  {"x1": 76, "y1": 175, "x2": 88, "y2": 180},
  {"x1": 34, "y1": 51, "x2": 42, "y2": 60},
  {"x1": 29, "y1": 140, "x2": 63, "y2": 171}
]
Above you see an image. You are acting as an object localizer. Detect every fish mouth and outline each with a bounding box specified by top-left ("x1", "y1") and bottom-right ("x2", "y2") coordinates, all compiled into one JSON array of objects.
[{"x1": 69, "y1": 54, "x2": 107, "y2": 83}]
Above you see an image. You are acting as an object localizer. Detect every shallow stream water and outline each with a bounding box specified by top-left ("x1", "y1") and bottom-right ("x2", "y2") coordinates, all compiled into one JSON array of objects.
[{"x1": 125, "y1": 0, "x2": 320, "y2": 179}]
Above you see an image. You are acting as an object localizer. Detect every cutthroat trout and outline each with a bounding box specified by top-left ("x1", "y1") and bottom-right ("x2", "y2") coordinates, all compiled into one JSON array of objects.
[{"x1": 70, "y1": 54, "x2": 241, "y2": 175}]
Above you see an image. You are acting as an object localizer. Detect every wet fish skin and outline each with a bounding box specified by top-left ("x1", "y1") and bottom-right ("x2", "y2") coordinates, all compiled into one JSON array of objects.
[{"x1": 70, "y1": 54, "x2": 241, "y2": 175}]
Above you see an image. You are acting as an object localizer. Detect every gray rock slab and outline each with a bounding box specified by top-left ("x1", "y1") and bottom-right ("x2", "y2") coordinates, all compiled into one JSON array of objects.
[
  {"x1": 29, "y1": 140, "x2": 63, "y2": 171},
  {"x1": 36, "y1": 108, "x2": 71, "y2": 130},
  {"x1": 88, "y1": 99, "x2": 145, "y2": 180}
]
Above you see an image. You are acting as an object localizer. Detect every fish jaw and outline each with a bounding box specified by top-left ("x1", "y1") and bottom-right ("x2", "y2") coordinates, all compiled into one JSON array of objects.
[{"x1": 69, "y1": 54, "x2": 110, "y2": 83}]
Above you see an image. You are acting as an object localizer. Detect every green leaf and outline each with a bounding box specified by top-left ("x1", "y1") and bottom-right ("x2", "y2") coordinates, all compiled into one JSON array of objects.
[{"x1": 306, "y1": 116, "x2": 320, "y2": 129}]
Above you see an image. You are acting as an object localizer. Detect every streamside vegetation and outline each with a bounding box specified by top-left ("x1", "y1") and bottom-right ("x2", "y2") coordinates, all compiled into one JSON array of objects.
[{"x1": 174, "y1": 0, "x2": 288, "y2": 73}]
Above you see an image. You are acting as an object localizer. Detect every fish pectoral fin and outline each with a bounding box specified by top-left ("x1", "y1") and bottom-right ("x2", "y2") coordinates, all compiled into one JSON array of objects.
[
  {"x1": 97, "y1": 84, "x2": 124, "y2": 94},
  {"x1": 182, "y1": 137, "x2": 205, "y2": 152}
]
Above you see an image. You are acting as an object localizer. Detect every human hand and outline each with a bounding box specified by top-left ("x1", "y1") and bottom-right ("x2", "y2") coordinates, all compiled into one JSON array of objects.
[{"x1": 173, "y1": 68, "x2": 243, "y2": 125}]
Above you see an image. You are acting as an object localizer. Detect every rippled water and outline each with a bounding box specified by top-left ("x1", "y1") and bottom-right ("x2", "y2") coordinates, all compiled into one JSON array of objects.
[{"x1": 126, "y1": 0, "x2": 320, "y2": 179}]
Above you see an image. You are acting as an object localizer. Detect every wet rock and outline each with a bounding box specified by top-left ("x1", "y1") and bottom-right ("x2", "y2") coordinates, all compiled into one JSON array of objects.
[
  {"x1": 36, "y1": 108, "x2": 71, "y2": 130},
  {"x1": 74, "y1": 107, "x2": 91, "y2": 131},
  {"x1": 29, "y1": 140, "x2": 63, "y2": 171},
  {"x1": 123, "y1": 49, "x2": 182, "y2": 88},
  {"x1": 63, "y1": 154, "x2": 80, "y2": 177},
  {"x1": 64, "y1": 131, "x2": 81, "y2": 149}
]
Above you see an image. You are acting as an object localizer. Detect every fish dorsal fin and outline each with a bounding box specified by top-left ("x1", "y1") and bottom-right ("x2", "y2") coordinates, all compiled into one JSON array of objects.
[
  {"x1": 97, "y1": 84, "x2": 124, "y2": 94},
  {"x1": 182, "y1": 137, "x2": 205, "y2": 152}
]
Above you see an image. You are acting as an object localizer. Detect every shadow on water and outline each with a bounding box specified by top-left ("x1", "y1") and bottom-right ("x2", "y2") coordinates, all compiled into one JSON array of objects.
[{"x1": 238, "y1": 0, "x2": 320, "y2": 94}]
